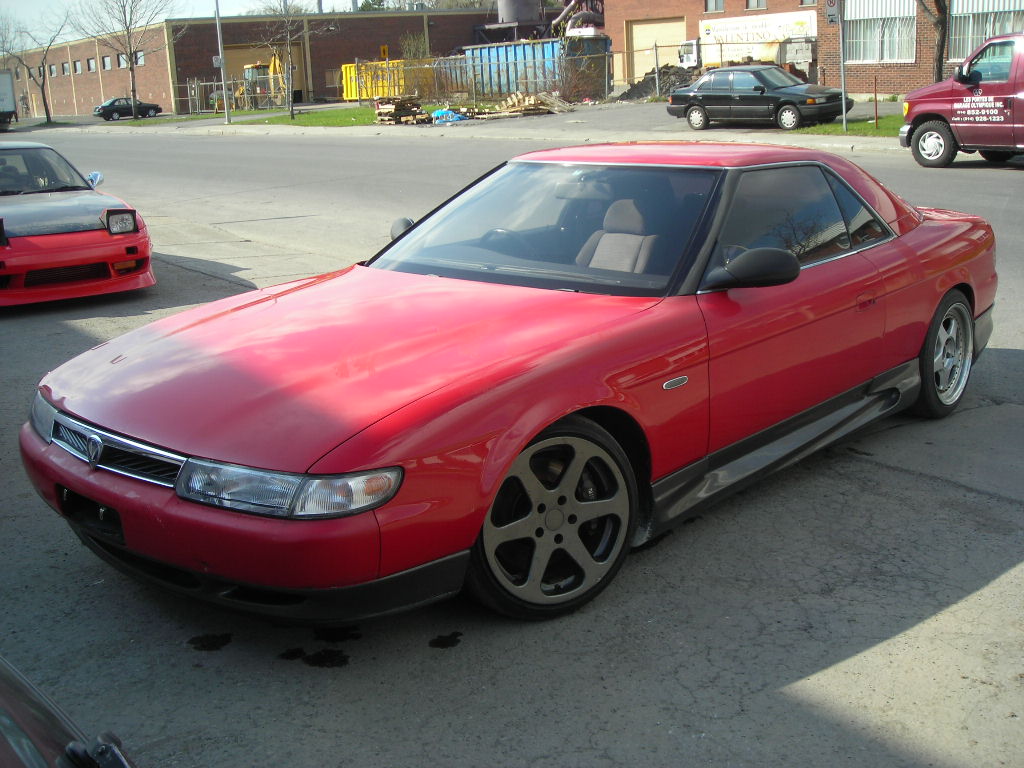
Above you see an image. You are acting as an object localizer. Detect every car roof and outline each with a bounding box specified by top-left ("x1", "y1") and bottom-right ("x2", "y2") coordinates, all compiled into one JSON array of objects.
[
  {"x1": 0, "y1": 142, "x2": 54, "y2": 151},
  {"x1": 515, "y1": 141, "x2": 839, "y2": 169},
  {"x1": 704, "y1": 65, "x2": 780, "y2": 72}
]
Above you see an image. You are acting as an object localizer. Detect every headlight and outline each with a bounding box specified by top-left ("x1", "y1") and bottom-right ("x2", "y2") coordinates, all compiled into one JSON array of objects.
[
  {"x1": 29, "y1": 392, "x2": 57, "y2": 443},
  {"x1": 175, "y1": 458, "x2": 402, "y2": 519},
  {"x1": 105, "y1": 209, "x2": 138, "y2": 234}
]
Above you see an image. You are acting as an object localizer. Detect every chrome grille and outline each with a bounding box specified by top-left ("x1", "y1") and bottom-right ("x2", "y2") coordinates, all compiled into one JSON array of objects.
[{"x1": 51, "y1": 412, "x2": 187, "y2": 488}]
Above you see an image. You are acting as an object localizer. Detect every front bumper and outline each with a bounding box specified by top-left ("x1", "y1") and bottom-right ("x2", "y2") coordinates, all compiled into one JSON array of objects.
[
  {"x1": 19, "y1": 422, "x2": 468, "y2": 622},
  {"x1": 800, "y1": 97, "x2": 854, "y2": 121},
  {"x1": 898, "y1": 123, "x2": 913, "y2": 148},
  {"x1": 0, "y1": 228, "x2": 154, "y2": 306}
]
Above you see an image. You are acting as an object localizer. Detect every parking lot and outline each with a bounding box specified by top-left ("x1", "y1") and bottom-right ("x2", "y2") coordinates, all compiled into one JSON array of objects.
[{"x1": 1, "y1": 111, "x2": 1021, "y2": 768}]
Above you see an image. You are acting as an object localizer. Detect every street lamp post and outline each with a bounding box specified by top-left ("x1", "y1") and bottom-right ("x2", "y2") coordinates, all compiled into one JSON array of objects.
[{"x1": 215, "y1": 0, "x2": 231, "y2": 125}]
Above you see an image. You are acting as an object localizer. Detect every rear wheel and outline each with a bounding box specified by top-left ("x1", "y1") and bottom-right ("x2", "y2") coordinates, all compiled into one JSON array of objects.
[
  {"x1": 979, "y1": 150, "x2": 1014, "y2": 163},
  {"x1": 467, "y1": 416, "x2": 638, "y2": 620},
  {"x1": 911, "y1": 120, "x2": 958, "y2": 167},
  {"x1": 110, "y1": 112, "x2": 121, "y2": 121},
  {"x1": 686, "y1": 105, "x2": 709, "y2": 130},
  {"x1": 777, "y1": 104, "x2": 801, "y2": 130},
  {"x1": 912, "y1": 290, "x2": 974, "y2": 418}
]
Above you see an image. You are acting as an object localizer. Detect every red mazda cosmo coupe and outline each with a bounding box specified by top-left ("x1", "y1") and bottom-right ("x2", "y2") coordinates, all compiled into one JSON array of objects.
[
  {"x1": 0, "y1": 142, "x2": 154, "y2": 306},
  {"x1": 20, "y1": 143, "x2": 997, "y2": 622}
]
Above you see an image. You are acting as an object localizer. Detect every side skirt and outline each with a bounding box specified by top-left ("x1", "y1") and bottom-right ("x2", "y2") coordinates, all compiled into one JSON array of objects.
[{"x1": 644, "y1": 360, "x2": 921, "y2": 542}]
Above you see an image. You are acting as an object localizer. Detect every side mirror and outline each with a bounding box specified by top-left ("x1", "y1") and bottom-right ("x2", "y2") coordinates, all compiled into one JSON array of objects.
[
  {"x1": 753, "y1": 85, "x2": 766, "y2": 94},
  {"x1": 701, "y1": 247, "x2": 801, "y2": 291},
  {"x1": 390, "y1": 217, "x2": 414, "y2": 240},
  {"x1": 86, "y1": 171, "x2": 103, "y2": 188}
]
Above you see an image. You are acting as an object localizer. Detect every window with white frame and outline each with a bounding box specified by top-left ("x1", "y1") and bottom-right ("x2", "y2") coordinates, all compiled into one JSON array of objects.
[
  {"x1": 73, "y1": 60, "x2": 82, "y2": 74},
  {"x1": 706, "y1": 0, "x2": 724, "y2": 10},
  {"x1": 87, "y1": 58, "x2": 96, "y2": 72},
  {"x1": 949, "y1": 0, "x2": 1024, "y2": 60},
  {"x1": 135, "y1": 51, "x2": 145, "y2": 65},
  {"x1": 746, "y1": 0, "x2": 767, "y2": 8},
  {"x1": 102, "y1": 56, "x2": 111, "y2": 70},
  {"x1": 117, "y1": 53, "x2": 128, "y2": 68},
  {"x1": 843, "y1": 0, "x2": 916, "y2": 62},
  {"x1": 49, "y1": 64, "x2": 57, "y2": 76}
]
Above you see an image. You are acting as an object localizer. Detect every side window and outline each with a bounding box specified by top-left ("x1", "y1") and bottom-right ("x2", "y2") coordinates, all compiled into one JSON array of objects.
[
  {"x1": 967, "y1": 41, "x2": 1015, "y2": 83},
  {"x1": 731, "y1": 71, "x2": 759, "y2": 90},
  {"x1": 825, "y1": 173, "x2": 889, "y2": 248},
  {"x1": 714, "y1": 166, "x2": 850, "y2": 266},
  {"x1": 709, "y1": 71, "x2": 731, "y2": 90}
]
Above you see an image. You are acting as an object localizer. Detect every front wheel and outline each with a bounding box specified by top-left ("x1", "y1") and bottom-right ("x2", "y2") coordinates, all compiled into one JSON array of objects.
[
  {"x1": 911, "y1": 290, "x2": 974, "y2": 419},
  {"x1": 911, "y1": 121, "x2": 958, "y2": 167},
  {"x1": 777, "y1": 104, "x2": 801, "y2": 130},
  {"x1": 146, "y1": 108, "x2": 157, "y2": 118},
  {"x1": 467, "y1": 415, "x2": 638, "y2": 620},
  {"x1": 686, "y1": 105, "x2": 709, "y2": 130}
]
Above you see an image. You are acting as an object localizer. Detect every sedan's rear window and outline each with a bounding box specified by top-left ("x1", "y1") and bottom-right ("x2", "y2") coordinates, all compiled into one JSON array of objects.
[{"x1": 370, "y1": 162, "x2": 720, "y2": 296}]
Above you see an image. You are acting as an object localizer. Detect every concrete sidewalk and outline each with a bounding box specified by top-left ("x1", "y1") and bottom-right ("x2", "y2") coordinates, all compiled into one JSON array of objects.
[{"x1": 12, "y1": 98, "x2": 906, "y2": 154}]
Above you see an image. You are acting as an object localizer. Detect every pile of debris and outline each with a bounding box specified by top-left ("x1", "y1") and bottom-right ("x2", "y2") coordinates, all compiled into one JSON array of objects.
[
  {"x1": 617, "y1": 65, "x2": 696, "y2": 101},
  {"x1": 374, "y1": 95, "x2": 431, "y2": 125},
  {"x1": 475, "y1": 91, "x2": 575, "y2": 119}
]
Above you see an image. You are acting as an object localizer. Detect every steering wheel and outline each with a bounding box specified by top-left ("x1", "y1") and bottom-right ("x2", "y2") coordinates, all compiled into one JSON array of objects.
[{"x1": 480, "y1": 228, "x2": 534, "y2": 258}]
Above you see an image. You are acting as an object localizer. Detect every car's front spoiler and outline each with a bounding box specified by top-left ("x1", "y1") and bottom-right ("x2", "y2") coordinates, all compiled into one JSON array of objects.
[{"x1": 76, "y1": 528, "x2": 470, "y2": 624}]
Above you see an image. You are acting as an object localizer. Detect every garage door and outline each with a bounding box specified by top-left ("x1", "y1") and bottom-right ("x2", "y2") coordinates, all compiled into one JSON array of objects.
[{"x1": 626, "y1": 17, "x2": 686, "y2": 82}]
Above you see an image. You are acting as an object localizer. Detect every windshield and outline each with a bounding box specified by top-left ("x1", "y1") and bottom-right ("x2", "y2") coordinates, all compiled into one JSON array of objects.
[
  {"x1": 0, "y1": 147, "x2": 90, "y2": 195},
  {"x1": 370, "y1": 161, "x2": 719, "y2": 296},
  {"x1": 758, "y1": 67, "x2": 805, "y2": 89}
]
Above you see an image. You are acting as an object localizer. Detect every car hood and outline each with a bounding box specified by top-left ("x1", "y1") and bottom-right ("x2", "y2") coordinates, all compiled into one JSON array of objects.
[
  {"x1": 41, "y1": 266, "x2": 659, "y2": 472},
  {"x1": 0, "y1": 190, "x2": 130, "y2": 236},
  {"x1": 904, "y1": 78, "x2": 955, "y2": 102},
  {"x1": 776, "y1": 83, "x2": 841, "y2": 97}
]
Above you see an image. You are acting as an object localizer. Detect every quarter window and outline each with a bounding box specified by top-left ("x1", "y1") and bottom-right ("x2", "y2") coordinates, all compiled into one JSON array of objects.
[
  {"x1": 714, "y1": 166, "x2": 851, "y2": 267},
  {"x1": 825, "y1": 174, "x2": 888, "y2": 248}
]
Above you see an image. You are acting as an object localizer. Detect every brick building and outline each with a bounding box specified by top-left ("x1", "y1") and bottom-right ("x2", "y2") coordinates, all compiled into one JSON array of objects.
[
  {"x1": 10, "y1": 9, "x2": 500, "y2": 117},
  {"x1": 603, "y1": 0, "x2": 1024, "y2": 94}
]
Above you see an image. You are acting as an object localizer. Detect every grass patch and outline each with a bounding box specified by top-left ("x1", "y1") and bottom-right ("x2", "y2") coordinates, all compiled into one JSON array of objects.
[{"x1": 795, "y1": 114, "x2": 904, "y2": 137}]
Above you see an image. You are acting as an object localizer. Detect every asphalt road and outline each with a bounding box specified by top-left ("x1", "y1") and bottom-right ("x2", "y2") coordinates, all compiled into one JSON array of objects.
[{"x1": 1, "y1": 108, "x2": 1021, "y2": 768}]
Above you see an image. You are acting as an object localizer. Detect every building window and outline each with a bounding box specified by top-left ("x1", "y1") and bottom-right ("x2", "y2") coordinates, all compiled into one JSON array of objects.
[
  {"x1": 949, "y1": 3, "x2": 1024, "y2": 60},
  {"x1": 87, "y1": 58, "x2": 96, "y2": 72},
  {"x1": 37, "y1": 66, "x2": 43, "y2": 78},
  {"x1": 706, "y1": 0, "x2": 724, "y2": 10},
  {"x1": 117, "y1": 53, "x2": 128, "y2": 68},
  {"x1": 799, "y1": 0, "x2": 816, "y2": 5},
  {"x1": 102, "y1": 55, "x2": 111, "y2": 70},
  {"x1": 135, "y1": 51, "x2": 145, "y2": 66},
  {"x1": 61, "y1": 62, "x2": 69, "y2": 75},
  {"x1": 49, "y1": 64, "x2": 57, "y2": 77},
  {"x1": 844, "y1": 0, "x2": 915, "y2": 62},
  {"x1": 74, "y1": 60, "x2": 82, "y2": 74},
  {"x1": 13, "y1": 68, "x2": 19, "y2": 80},
  {"x1": 746, "y1": 0, "x2": 767, "y2": 7}
]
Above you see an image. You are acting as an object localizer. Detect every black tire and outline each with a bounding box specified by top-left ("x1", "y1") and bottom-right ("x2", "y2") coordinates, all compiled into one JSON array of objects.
[
  {"x1": 911, "y1": 290, "x2": 974, "y2": 419},
  {"x1": 102, "y1": 115, "x2": 111, "y2": 121},
  {"x1": 686, "y1": 105, "x2": 709, "y2": 130},
  {"x1": 776, "y1": 104, "x2": 801, "y2": 130},
  {"x1": 979, "y1": 150, "x2": 1014, "y2": 163},
  {"x1": 911, "y1": 120, "x2": 958, "y2": 167},
  {"x1": 110, "y1": 111, "x2": 121, "y2": 121},
  {"x1": 466, "y1": 415, "x2": 638, "y2": 620}
]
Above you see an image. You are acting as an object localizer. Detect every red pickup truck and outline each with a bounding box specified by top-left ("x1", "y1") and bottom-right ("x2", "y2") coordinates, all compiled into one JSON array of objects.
[{"x1": 900, "y1": 33, "x2": 1023, "y2": 167}]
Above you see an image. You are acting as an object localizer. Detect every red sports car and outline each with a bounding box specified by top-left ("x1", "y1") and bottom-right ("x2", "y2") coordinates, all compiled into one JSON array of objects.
[
  {"x1": 0, "y1": 142, "x2": 154, "y2": 306},
  {"x1": 20, "y1": 143, "x2": 997, "y2": 622}
]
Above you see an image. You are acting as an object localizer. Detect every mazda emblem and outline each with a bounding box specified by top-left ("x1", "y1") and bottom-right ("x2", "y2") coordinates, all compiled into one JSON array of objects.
[{"x1": 86, "y1": 434, "x2": 104, "y2": 468}]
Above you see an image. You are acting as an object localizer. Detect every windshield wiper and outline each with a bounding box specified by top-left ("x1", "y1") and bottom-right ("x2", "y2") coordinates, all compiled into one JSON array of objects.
[{"x1": 25, "y1": 185, "x2": 91, "y2": 194}]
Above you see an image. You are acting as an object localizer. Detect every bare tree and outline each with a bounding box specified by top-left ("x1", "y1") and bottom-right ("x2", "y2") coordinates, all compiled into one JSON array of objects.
[
  {"x1": 73, "y1": 0, "x2": 182, "y2": 119},
  {"x1": 917, "y1": 0, "x2": 950, "y2": 83},
  {"x1": 0, "y1": 9, "x2": 70, "y2": 124}
]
